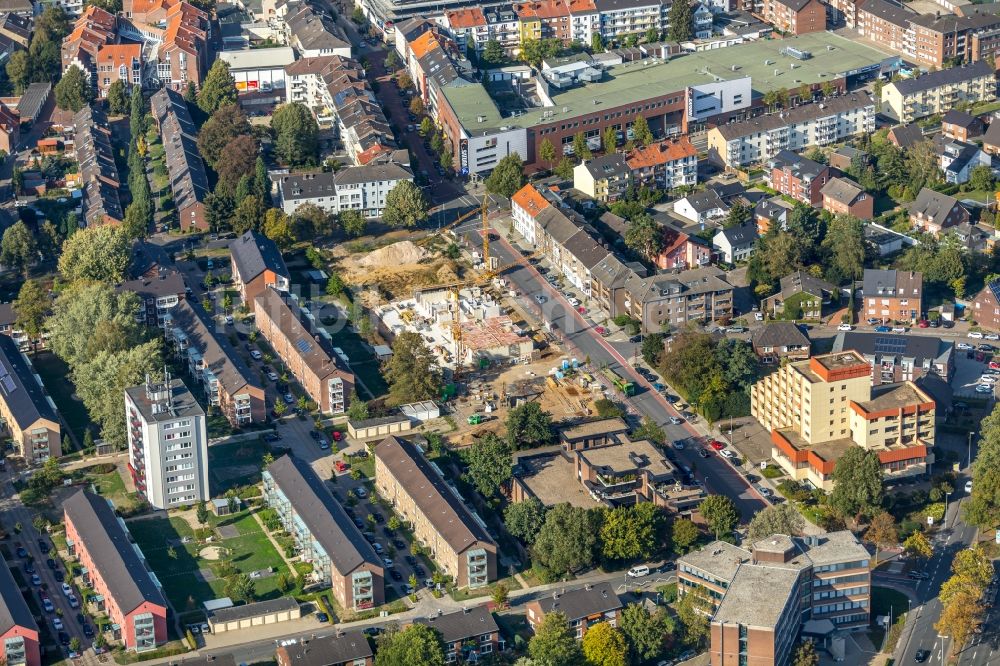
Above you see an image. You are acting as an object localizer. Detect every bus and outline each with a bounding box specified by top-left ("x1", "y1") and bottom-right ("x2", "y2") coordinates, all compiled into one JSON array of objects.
[{"x1": 601, "y1": 368, "x2": 635, "y2": 397}]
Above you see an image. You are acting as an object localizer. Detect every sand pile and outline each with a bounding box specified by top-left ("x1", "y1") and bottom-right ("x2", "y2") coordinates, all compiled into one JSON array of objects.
[{"x1": 359, "y1": 241, "x2": 428, "y2": 267}]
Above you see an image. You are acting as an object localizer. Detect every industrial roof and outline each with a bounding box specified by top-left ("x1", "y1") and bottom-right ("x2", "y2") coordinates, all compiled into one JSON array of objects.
[{"x1": 219, "y1": 46, "x2": 296, "y2": 70}]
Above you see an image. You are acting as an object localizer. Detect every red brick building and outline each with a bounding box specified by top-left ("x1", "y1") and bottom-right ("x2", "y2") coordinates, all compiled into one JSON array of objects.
[
  {"x1": 821, "y1": 176, "x2": 874, "y2": 220},
  {"x1": 0, "y1": 559, "x2": 40, "y2": 666},
  {"x1": 63, "y1": 491, "x2": 168, "y2": 652},
  {"x1": 526, "y1": 582, "x2": 622, "y2": 640},
  {"x1": 761, "y1": 0, "x2": 826, "y2": 35},
  {"x1": 973, "y1": 280, "x2": 1000, "y2": 332},
  {"x1": 230, "y1": 231, "x2": 291, "y2": 312},
  {"x1": 768, "y1": 150, "x2": 832, "y2": 206}
]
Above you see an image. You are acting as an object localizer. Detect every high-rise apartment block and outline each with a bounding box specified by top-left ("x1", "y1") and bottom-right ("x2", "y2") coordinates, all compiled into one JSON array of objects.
[{"x1": 125, "y1": 375, "x2": 209, "y2": 509}]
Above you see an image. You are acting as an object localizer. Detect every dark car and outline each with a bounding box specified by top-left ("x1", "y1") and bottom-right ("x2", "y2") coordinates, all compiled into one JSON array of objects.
[
  {"x1": 54, "y1": 571, "x2": 64, "y2": 582},
  {"x1": 76, "y1": 614, "x2": 85, "y2": 626},
  {"x1": 979, "y1": 344, "x2": 996, "y2": 353},
  {"x1": 404, "y1": 555, "x2": 417, "y2": 566},
  {"x1": 264, "y1": 432, "x2": 282, "y2": 442},
  {"x1": 666, "y1": 394, "x2": 680, "y2": 404},
  {"x1": 353, "y1": 517, "x2": 365, "y2": 529},
  {"x1": 371, "y1": 512, "x2": 384, "y2": 523},
  {"x1": 24, "y1": 563, "x2": 35, "y2": 575},
  {"x1": 58, "y1": 632, "x2": 70, "y2": 647},
  {"x1": 628, "y1": 335, "x2": 642, "y2": 343},
  {"x1": 414, "y1": 565, "x2": 426, "y2": 578},
  {"x1": 390, "y1": 570, "x2": 403, "y2": 581},
  {"x1": 309, "y1": 430, "x2": 320, "y2": 440},
  {"x1": 46, "y1": 558, "x2": 56, "y2": 570},
  {"x1": 315, "y1": 613, "x2": 329, "y2": 624},
  {"x1": 83, "y1": 624, "x2": 94, "y2": 637},
  {"x1": 15, "y1": 547, "x2": 27, "y2": 558},
  {"x1": 915, "y1": 649, "x2": 930, "y2": 663},
  {"x1": 395, "y1": 540, "x2": 407, "y2": 550},
  {"x1": 907, "y1": 571, "x2": 930, "y2": 580},
  {"x1": 363, "y1": 627, "x2": 382, "y2": 637}
]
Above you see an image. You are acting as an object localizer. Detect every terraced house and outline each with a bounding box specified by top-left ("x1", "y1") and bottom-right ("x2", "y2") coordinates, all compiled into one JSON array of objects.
[
  {"x1": 263, "y1": 455, "x2": 384, "y2": 611},
  {"x1": 150, "y1": 87, "x2": 210, "y2": 230}
]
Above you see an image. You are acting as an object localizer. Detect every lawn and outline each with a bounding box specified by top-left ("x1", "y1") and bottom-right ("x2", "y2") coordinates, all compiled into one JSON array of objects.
[
  {"x1": 31, "y1": 351, "x2": 92, "y2": 445},
  {"x1": 326, "y1": 324, "x2": 388, "y2": 399},
  {"x1": 207, "y1": 438, "x2": 272, "y2": 494},
  {"x1": 71, "y1": 463, "x2": 144, "y2": 515},
  {"x1": 869, "y1": 586, "x2": 909, "y2": 650},
  {"x1": 127, "y1": 511, "x2": 289, "y2": 612}
]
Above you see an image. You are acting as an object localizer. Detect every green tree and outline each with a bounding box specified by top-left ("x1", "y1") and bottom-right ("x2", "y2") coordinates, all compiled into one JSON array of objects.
[
  {"x1": 184, "y1": 80, "x2": 198, "y2": 104},
  {"x1": 55, "y1": 65, "x2": 92, "y2": 112},
  {"x1": 57, "y1": 224, "x2": 131, "y2": 284},
  {"x1": 340, "y1": 209, "x2": 367, "y2": 237},
  {"x1": 676, "y1": 592, "x2": 710, "y2": 645},
  {"x1": 217, "y1": 135, "x2": 260, "y2": 196},
  {"x1": 199, "y1": 60, "x2": 238, "y2": 113},
  {"x1": 375, "y1": 624, "x2": 445, "y2": 666},
  {"x1": 196, "y1": 502, "x2": 210, "y2": 526},
  {"x1": 670, "y1": 517, "x2": 700, "y2": 553},
  {"x1": 13, "y1": 279, "x2": 49, "y2": 346},
  {"x1": 903, "y1": 530, "x2": 933, "y2": 560},
  {"x1": 5, "y1": 51, "x2": 29, "y2": 94},
  {"x1": 641, "y1": 333, "x2": 666, "y2": 367},
  {"x1": 600, "y1": 503, "x2": 665, "y2": 562},
  {"x1": 623, "y1": 214, "x2": 662, "y2": 258},
  {"x1": 554, "y1": 157, "x2": 575, "y2": 180},
  {"x1": 271, "y1": 103, "x2": 320, "y2": 167},
  {"x1": 620, "y1": 603, "x2": 674, "y2": 663},
  {"x1": 0, "y1": 221, "x2": 37, "y2": 277},
  {"x1": 382, "y1": 180, "x2": 429, "y2": 228},
  {"x1": 465, "y1": 432, "x2": 512, "y2": 498},
  {"x1": 632, "y1": 417, "x2": 665, "y2": 446},
  {"x1": 602, "y1": 126, "x2": 618, "y2": 153},
  {"x1": 482, "y1": 39, "x2": 505, "y2": 65},
  {"x1": 822, "y1": 214, "x2": 866, "y2": 284},
  {"x1": 384, "y1": 331, "x2": 441, "y2": 404},
  {"x1": 631, "y1": 115, "x2": 652, "y2": 147},
  {"x1": 667, "y1": 0, "x2": 693, "y2": 41},
  {"x1": 793, "y1": 640, "x2": 820, "y2": 666},
  {"x1": 47, "y1": 282, "x2": 143, "y2": 370},
  {"x1": 197, "y1": 105, "x2": 252, "y2": 168},
  {"x1": 106, "y1": 79, "x2": 128, "y2": 115},
  {"x1": 724, "y1": 201, "x2": 750, "y2": 228},
  {"x1": 581, "y1": 622, "x2": 627, "y2": 666},
  {"x1": 828, "y1": 447, "x2": 883, "y2": 523},
  {"x1": 346, "y1": 390, "x2": 369, "y2": 421},
  {"x1": 485, "y1": 153, "x2": 525, "y2": 198},
  {"x1": 539, "y1": 138, "x2": 557, "y2": 170},
  {"x1": 699, "y1": 495, "x2": 739, "y2": 539},
  {"x1": 420, "y1": 117, "x2": 435, "y2": 137},
  {"x1": 572, "y1": 132, "x2": 592, "y2": 160},
  {"x1": 746, "y1": 503, "x2": 805, "y2": 541},
  {"x1": 224, "y1": 573, "x2": 256, "y2": 603},
  {"x1": 970, "y1": 164, "x2": 995, "y2": 192},
  {"x1": 504, "y1": 497, "x2": 547, "y2": 545},
  {"x1": 528, "y1": 612, "x2": 583, "y2": 666},
  {"x1": 233, "y1": 195, "x2": 264, "y2": 234},
  {"x1": 591, "y1": 33, "x2": 604, "y2": 53},
  {"x1": 325, "y1": 273, "x2": 345, "y2": 297},
  {"x1": 532, "y1": 503, "x2": 601, "y2": 575},
  {"x1": 262, "y1": 208, "x2": 293, "y2": 248},
  {"x1": 505, "y1": 401, "x2": 552, "y2": 449}
]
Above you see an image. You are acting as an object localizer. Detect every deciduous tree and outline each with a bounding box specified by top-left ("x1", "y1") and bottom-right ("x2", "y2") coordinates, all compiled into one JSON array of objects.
[
  {"x1": 793, "y1": 640, "x2": 820, "y2": 666},
  {"x1": 699, "y1": 495, "x2": 739, "y2": 539},
  {"x1": 271, "y1": 103, "x2": 319, "y2": 167},
  {"x1": 539, "y1": 138, "x2": 556, "y2": 169},
  {"x1": 106, "y1": 79, "x2": 128, "y2": 115},
  {"x1": 48, "y1": 282, "x2": 143, "y2": 370},
  {"x1": 532, "y1": 503, "x2": 601, "y2": 575},
  {"x1": 670, "y1": 518, "x2": 700, "y2": 553},
  {"x1": 465, "y1": 433, "x2": 512, "y2": 498},
  {"x1": 829, "y1": 447, "x2": 883, "y2": 523},
  {"x1": 600, "y1": 503, "x2": 666, "y2": 562},
  {"x1": 620, "y1": 603, "x2": 674, "y2": 663},
  {"x1": 55, "y1": 65, "x2": 92, "y2": 112},
  {"x1": 340, "y1": 209, "x2": 367, "y2": 237},
  {"x1": 0, "y1": 221, "x2": 36, "y2": 277},
  {"x1": 864, "y1": 511, "x2": 898, "y2": 565},
  {"x1": 746, "y1": 503, "x2": 806, "y2": 541},
  {"x1": 572, "y1": 132, "x2": 592, "y2": 160},
  {"x1": 384, "y1": 331, "x2": 441, "y2": 404},
  {"x1": 504, "y1": 497, "x2": 547, "y2": 545},
  {"x1": 631, "y1": 115, "x2": 652, "y2": 147},
  {"x1": 199, "y1": 60, "x2": 237, "y2": 113},
  {"x1": 903, "y1": 530, "x2": 933, "y2": 560},
  {"x1": 14, "y1": 280, "x2": 48, "y2": 346},
  {"x1": 485, "y1": 153, "x2": 525, "y2": 198},
  {"x1": 375, "y1": 625, "x2": 445, "y2": 666},
  {"x1": 57, "y1": 224, "x2": 132, "y2": 284},
  {"x1": 581, "y1": 622, "x2": 628, "y2": 666},
  {"x1": 505, "y1": 401, "x2": 552, "y2": 449},
  {"x1": 482, "y1": 39, "x2": 505, "y2": 65},
  {"x1": 623, "y1": 214, "x2": 662, "y2": 258},
  {"x1": 528, "y1": 612, "x2": 583, "y2": 666},
  {"x1": 822, "y1": 214, "x2": 866, "y2": 284},
  {"x1": 197, "y1": 105, "x2": 252, "y2": 168},
  {"x1": 382, "y1": 181, "x2": 428, "y2": 228}
]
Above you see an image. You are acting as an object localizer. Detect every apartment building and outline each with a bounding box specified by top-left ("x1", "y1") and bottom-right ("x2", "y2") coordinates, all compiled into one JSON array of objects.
[
  {"x1": 761, "y1": 271, "x2": 838, "y2": 320},
  {"x1": 680, "y1": 531, "x2": 871, "y2": 666},
  {"x1": 907, "y1": 187, "x2": 969, "y2": 236},
  {"x1": 625, "y1": 137, "x2": 698, "y2": 190},
  {"x1": 93, "y1": 44, "x2": 143, "y2": 97},
  {"x1": 125, "y1": 375, "x2": 209, "y2": 509},
  {"x1": 374, "y1": 436, "x2": 497, "y2": 588},
  {"x1": 833, "y1": 331, "x2": 953, "y2": 385},
  {"x1": 751, "y1": 321, "x2": 811, "y2": 364},
  {"x1": 275, "y1": 631, "x2": 373, "y2": 666},
  {"x1": 132, "y1": 0, "x2": 211, "y2": 91},
  {"x1": 254, "y1": 287, "x2": 353, "y2": 414},
  {"x1": 274, "y1": 160, "x2": 414, "y2": 217},
  {"x1": 74, "y1": 104, "x2": 124, "y2": 226},
  {"x1": 149, "y1": 87, "x2": 209, "y2": 230},
  {"x1": 767, "y1": 150, "x2": 831, "y2": 206},
  {"x1": 514, "y1": 0, "x2": 571, "y2": 42},
  {"x1": 284, "y1": 55, "x2": 394, "y2": 165},
  {"x1": 442, "y1": 8, "x2": 489, "y2": 54},
  {"x1": 821, "y1": 176, "x2": 873, "y2": 220},
  {"x1": 973, "y1": 279, "x2": 1000, "y2": 331},
  {"x1": 941, "y1": 109, "x2": 984, "y2": 141},
  {"x1": 63, "y1": 490, "x2": 168, "y2": 651},
  {"x1": 163, "y1": 301, "x2": 266, "y2": 426},
  {"x1": 230, "y1": 231, "x2": 290, "y2": 314},
  {"x1": 750, "y1": 351, "x2": 935, "y2": 490},
  {"x1": 263, "y1": 455, "x2": 384, "y2": 611},
  {"x1": 707, "y1": 94, "x2": 876, "y2": 168},
  {"x1": 594, "y1": 0, "x2": 665, "y2": 40},
  {"x1": 882, "y1": 61, "x2": 996, "y2": 122},
  {"x1": 0, "y1": 335, "x2": 60, "y2": 465},
  {"x1": 61, "y1": 6, "x2": 119, "y2": 85},
  {"x1": 573, "y1": 154, "x2": 630, "y2": 203},
  {"x1": 621, "y1": 266, "x2": 734, "y2": 332},
  {"x1": 414, "y1": 606, "x2": 500, "y2": 664},
  {"x1": 573, "y1": 435, "x2": 680, "y2": 505},
  {"x1": 761, "y1": 0, "x2": 825, "y2": 35},
  {"x1": 525, "y1": 582, "x2": 622, "y2": 639},
  {"x1": 713, "y1": 221, "x2": 758, "y2": 264},
  {"x1": 284, "y1": 1, "x2": 351, "y2": 58},
  {"x1": 0, "y1": 558, "x2": 39, "y2": 666},
  {"x1": 862, "y1": 269, "x2": 923, "y2": 323},
  {"x1": 654, "y1": 227, "x2": 712, "y2": 270},
  {"x1": 119, "y1": 269, "x2": 186, "y2": 329}
]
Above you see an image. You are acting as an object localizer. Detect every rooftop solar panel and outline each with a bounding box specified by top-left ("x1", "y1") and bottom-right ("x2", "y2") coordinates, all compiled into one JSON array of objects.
[{"x1": 295, "y1": 338, "x2": 313, "y2": 354}]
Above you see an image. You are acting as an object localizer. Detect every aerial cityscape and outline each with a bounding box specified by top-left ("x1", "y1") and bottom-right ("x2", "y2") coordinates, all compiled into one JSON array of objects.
[{"x1": 0, "y1": 0, "x2": 996, "y2": 664}]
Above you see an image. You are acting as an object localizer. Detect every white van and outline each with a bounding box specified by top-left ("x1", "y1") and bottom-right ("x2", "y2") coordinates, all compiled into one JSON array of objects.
[{"x1": 627, "y1": 565, "x2": 650, "y2": 578}]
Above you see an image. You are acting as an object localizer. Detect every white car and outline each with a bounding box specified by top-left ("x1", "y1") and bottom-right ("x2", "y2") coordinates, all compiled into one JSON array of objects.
[
  {"x1": 250, "y1": 350, "x2": 263, "y2": 360},
  {"x1": 976, "y1": 384, "x2": 994, "y2": 394},
  {"x1": 267, "y1": 372, "x2": 279, "y2": 382},
  {"x1": 969, "y1": 331, "x2": 985, "y2": 339},
  {"x1": 567, "y1": 297, "x2": 581, "y2": 307},
  {"x1": 68, "y1": 595, "x2": 79, "y2": 608},
  {"x1": 957, "y1": 342, "x2": 974, "y2": 350},
  {"x1": 754, "y1": 312, "x2": 764, "y2": 321},
  {"x1": 979, "y1": 375, "x2": 997, "y2": 385},
  {"x1": 627, "y1": 565, "x2": 650, "y2": 578},
  {"x1": 61, "y1": 583, "x2": 72, "y2": 597},
  {"x1": 53, "y1": 618, "x2": 63, "y2": 631},
  {"x1": 891, "y1": 327, "x2": 907, "y2": 334},
  {"x1": 837, "y1": 324, "x2": 853, "y2": 331},
  {"x1": 987, "y1": 333, "x2": 1000, "y2": 341},
  {"x1": 965, "y1": 480, "x2": 973, "y2": 493},
  {"x1": 669, "y1": 416, "x2": 683, "y2": 425},
  {"x1": 721, "y1": 449, "x2": 737, "y2": 459}
]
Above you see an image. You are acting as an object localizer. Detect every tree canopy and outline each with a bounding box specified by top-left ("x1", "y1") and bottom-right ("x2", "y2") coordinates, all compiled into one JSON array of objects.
[
  {"x1": 828, "y1": 447, "x2": 883, "y2": 522},
  {"x1": 375, "y1": 624, "x2": 445, "y2": 666},
  {"x1": 382, "y1": 181, "x2": 428, "y2": 228},
  {"x1": 271, "y1": 103, "x2": 319, "y2": 167},
  {"x1": 384, "y1": 331, "x2": 441, "y2": 405},
  {"x1": 532, "y1": 503, "x2": 601, "y2": 576},
  {"x1": 198, "y1": 60, "x2": 238, "y2": 113},
  {"x1": 57, "y1": 224, "x2": 132, "y2": 284},
  {"x1": 581, "y1": 622, "x2": 628, "y2": 666},
  {"x1": 55, "y1": 65, "x2": 94, "y2": 113},
  {"x1": 746, "y1": 503, "x2": 806, "y2": 541},
  {"x1": 528, "y1": 611, "x2": 584, "y2": 666},
  {"x1": 0, "y1": 221, "x2": 37, "y2": 277},
  {"x1": 700, "y1": 495, "x2": 740, "y2": 539},
  {"x1": 504, "y1": 497, "x2": 547, "y2": 545},
  {"x1": 484, "y1": 153, "x2": 526, "y2": 198},
  {"x1": 505, "y1": 401, "x2": 552, "y2": 449},
  {"x1": 464, "y1": 433, "x2": 512, "y2": 498}
]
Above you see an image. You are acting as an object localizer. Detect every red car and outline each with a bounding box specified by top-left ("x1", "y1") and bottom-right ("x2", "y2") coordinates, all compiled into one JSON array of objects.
[
  {"x1": 918, "y1": 320, "x2": 930, "y2": 328},
  {"x1": 335, "y1": 460, "x2": 348, "y2": 473},
  {"x1": 710, "y1": 440, "x2": 726, "y2": 451},
  {"x1": 332, "y1": 431, "x2": 342, "y2": 442}
]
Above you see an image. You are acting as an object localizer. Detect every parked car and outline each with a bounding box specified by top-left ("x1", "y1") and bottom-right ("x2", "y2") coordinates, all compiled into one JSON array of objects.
[
  {"x1": 837, "y1": 324, "x2": 853, "y2": 331},
  {"x1": 720, "y1": 449, "x2": 737, "y2": 459},
  {"x1": 672, "y1": 440, "x2": 685, "y2": 450},
  {"x1": 698, "y1": 449, "x2": 710, "y2": 458},
  {"x1": 710, "y1": 440, "x2": 726, "y2": 450},
  {"x1": 874, "y1": 325, "x2": 892, "y2": 333},
  {"x1": 965, "y1": 480, "x2": 973, "y2": 493},
  {"x1": 958, "y1": 342, "x2": 974, "y2": 350},
  {"x1": 283, "y1": 393, "x2": 295, "y2": 404},
  {"x1": 669, "y1": 416, "x2": 683, "y2": 425},
  {"x1": 250, "y1": 349, "x2": 263, "y2": 359},
  {"x1": 987, "y1": 333, "x2": 1000, "y2": 341},
  {"x1": 627, "y1": 565, "x2": 650, "y2": 578},
  {"x1": 891, "y1": 327, "x2": 907, "y2": 334},
  {"x1": 969, "y1": 331, "x2": 985, "y2": 339}
]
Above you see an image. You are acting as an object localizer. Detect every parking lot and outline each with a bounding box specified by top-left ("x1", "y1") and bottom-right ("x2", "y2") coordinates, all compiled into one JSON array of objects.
[{"x1": 952, "y1": 334, "x2": 1000, "y2": 399}]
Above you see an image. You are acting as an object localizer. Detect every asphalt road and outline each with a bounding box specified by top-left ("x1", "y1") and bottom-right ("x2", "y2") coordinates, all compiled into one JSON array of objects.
[{"x1": 457, "y1": 222, "x2": 767, "y2": 521}]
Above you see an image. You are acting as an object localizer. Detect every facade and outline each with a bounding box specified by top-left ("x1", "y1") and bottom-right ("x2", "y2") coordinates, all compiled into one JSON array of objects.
[
  {"x1": 525, "y1": 582, "x2": 622, "y2": 639},
  {"x1": 573, "y1": 154, "x2": 630, "y2": 203},
  {"x1": 820, "y1": 176, "x2": 873, "y2": 220},
  {"x1": 767, "y1": 150, "x2": 831, "y2": 206},
  {"x1": 882, "y1": 61, "x2": 996, "y2": 122},
  {"x1": 275, "y1": 631, "x2": 373, "y2": 666},
  {"x1": 653, "y1": 227, "x2": 712, "y2": 270},
  {"x1": 707, "y1": 94, "x2": 876, "y2": 168},
  {"x1": 679, "y1": 531, "x2": 871, "y2": 666},
  {"x1": 254, "y1": 287, "x2": 353, "y2": 414},
  {"x1": 274, "y1": 160, "x2": 414, "y2": 217},
  {"x1": 750, "y1": 351, "x2": 936, "y2": 490},
  {"x1": 414, "y1": 606, "x2": 501, "y2": 664},
  {"x1": 63, "y1": 490, "x2": 168, "y2": 651},
  {"x1": 673, "y1": 189, "x2": 728, "y2": 224},
  {"x1": 125, "y1": 376, "x2": 209, "y2": 509},
  {"x1": 163, "y1": 301, "x2": 267, "y2": 426},
  {"x1": 621, "y1": 266, "x2": 734, "y2": 332},
  {"x1": 374, "y1": 436, "x2": 497, "y2": 588},
  {"x1": 973, "y1": 280, "x2": 1000, "y2": 332},
  {"x1": 832, "y1": 331, "x2": 953, "y2": 385},
  {"x1": 263, "y1": 455, "x2": 384, "y2": 611},
  {"x1": 625, "y1": 137, "x2": 698, "y2": 189},
  {"x1": 761, "y1": 0, "x2": 825, "y2": 35},
  {"x1": 938, "y1": 138, "x2": 991, "y2": 185},
  {"x1": 761, "y1": 271, "x2": 838, "y2": 320},
  {"x1": 908, "y1": 187, "x2": 969, "y2": 236},
  {"x1": 149, "y1": 87, "x2": 209, "y2": 230},
  {"x1": 713, "y1": 221, "x2": 757, "y2": 264},
  {"x1": 0, "y1": 557, "x2": 39, "y2": 666},
  {"x1": 0, "y1": 335, "x2": 61, "y2": 465},
  {"x1": 230, "y1": 230, "x2": 290, "y2": 313},
  {"x1": 941, "y1": 109, "x2": 984, "y2": 141},
  {"x1": 119, "y1": 269, "x2": 186, "y2": 329},
  {"x1": 862, "y1": 269, "x2": 923, "y2": 323},
  {"x1": 750, "y1": 321, "x2": 810, "y2": 364}
]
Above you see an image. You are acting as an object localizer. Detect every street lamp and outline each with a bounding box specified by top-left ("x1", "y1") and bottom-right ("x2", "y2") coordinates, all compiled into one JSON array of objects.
[{"x1": 968, "y1": 431, "x2": 975, "y2": 469}]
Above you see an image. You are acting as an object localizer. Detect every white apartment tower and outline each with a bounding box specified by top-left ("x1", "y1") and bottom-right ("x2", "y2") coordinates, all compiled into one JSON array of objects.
[{"x1": 125, "y1": 375, "x2": 209, "y2": 510}]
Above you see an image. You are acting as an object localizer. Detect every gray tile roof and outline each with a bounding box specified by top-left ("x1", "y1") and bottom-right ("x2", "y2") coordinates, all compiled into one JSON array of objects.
[
  {"x1": 832, "y1": 331, "x2": 951, "y2": 368},
  {"x1": 858, "y1": 0, "x2": 915, "y2": 29},
  {"x1": 624, "y1": 265, "x2": 732, "y2": 305},
  {"x1": 718, "y1": 220, "x2": 757, "y2": 247},
  {"x1": 254, "y1": 288, "x2": 346, "y2": 380},
  {"x1": 581, "y1": 153, "x2": 629, "y2": 179},
  {"x1": 820, "y1": 176, "x2": 865, "y2": 206},
  {"x1": 334, "y1": 161, "x2": 412, "y2": 185},
  {"x1": 769, "y1": 150, "x2": 826, "y2": 180},
  {"x1": 590, "y1": 254, "x2": 634, "y2": 290},
  {"x1": 374, "y1": 436, "x2": 495, "y2": 554},
  {"x1": 231, "y1": 231, "x2": 289, "y2": 285},
  {"x1": 266, "y1": 455, "x2": 381, "y2": 575},
  {"x1": 168, "y1": 300, "x2": 262, "y2": 397},
  {"x1": 681, "y1": 189, "x2": 727, "y2": 214},
  {"x1": 942, "y1": 109, "x2": 980, "y2": 130},
  {"x1": 908, "y1": 187, "x2": 966, "y2": 229},
  {"x1": 276, "y1": 630, "x2": 372, "y2": 664},
  {"x1": 118, "y1": 270, "x2": 186, "y2": 302},
  {"x1": 415, "y1": 605, "x2": 498, "y2": 644},
  {"x1": 862, "y1": 268, "x2": 922, "y2": 298},
  {"x1": 149, "y1": 88, "x2": 209, "y2": 212},
  {"x1": 888, "y1": 123, "x2": 924, "y2": 149},
  {"x1": 751, "y1": 322, "x2": 810, "y2": 350},
  {"x1": 984, "y1": 120, "x2": 1000, "y2": 148},
  {"x1": 0, "y1": 557, "x2": 36, "y2": 636},
  {"x1": 890, "y1": 61, "x2": 994, "y2": 96},
  {"x1": 286, "y1": 2, "x2": 350, "y2": 52},
  {"x1": 715, "y1": 93, "x2": 875, "y2": 141},
  {"x1": 74, "y1": 105, "x2": 123, "y2": 225},
  {"x1": 63, "y1": 490, "x2": 166, "y2": 614},
  {"x1": 535, "y1": 582, "x2": 621, "y2": 621},
  {"x1": 779, "y1": 270, "x2": 836, "y2": 300},
  {"x1": 561, "y1": 229, "x2": 610, "y2": 270},
  {"x1": 0, "y1": 334, "x2": 58, "y2": 430}
]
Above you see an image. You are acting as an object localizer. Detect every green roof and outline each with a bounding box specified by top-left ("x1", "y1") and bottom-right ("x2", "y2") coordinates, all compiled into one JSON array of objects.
[{"x1": 443, "y1": 32, "x2": 895, "y2": 132}]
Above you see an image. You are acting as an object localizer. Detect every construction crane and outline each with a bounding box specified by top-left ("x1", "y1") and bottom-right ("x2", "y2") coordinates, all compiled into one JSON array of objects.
[{"x1": 419, "y1": 195, "x2": 489, "y2": 248}]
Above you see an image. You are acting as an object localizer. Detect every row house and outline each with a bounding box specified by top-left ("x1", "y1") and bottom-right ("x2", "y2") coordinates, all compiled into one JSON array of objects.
[
  {"x1": 833, "y1": 331, "x2": 953, "y2": 385},
  {"x1": 415, "y1": 606, "x2": 501, "y2": 664},
  {"x1": 284, "y1": 0, "x2": 352, "y2": 58},
  {"x1": 767, "y1": 149, "x2": 831, "y2": 206},
  {"x1": 821, "y1": 176, "x2": 873, "y2": 220},
  {"x1": 263, "y1": 455, "x2": 384, "y2": 611},
  {"x1": 707, "y1": 93, "x2": 876, "y2": 168},
  {"x1": 573, "y1": 137, "x2": 698, "y2": 201},
  {"x1": 276, "y1": 632, "x2": 373, "y2": 666},
  {"x1": 0, "y1": 558, "x2": 39, "y2": 666},
  {"x1": 63, "y1": 491, "x2": 168, "y2": 651},
  {"x1": 526, "y1": 583, "x2": 622, "y2": 639},
  {"x1": 254, "y1": 287, "x2": 354, "y2": 415},
  {"x1": 230, "y1": 230, "x2": 290, "y2": 314},
  {"x1": 855, "y1": 0, "x2": 914, "y2": 53},
  {"x1": 74, "y1": 105, "x2": 124, "y2": 226},
  {"x1": 881, "y1": 60, "x2": 996, "y2": 122},
  {"x1": 761, "y1": 0, "x2": 825, "y2": 35},
  {"x1": 907, "y1": 187, "x2": 969, "y2": 236},
  {"x1": 0, "y1": 335, "x2": 61, "y2": 464},
  {"x1": 149, "y1": 87, "x2": 210, "y2": 230},
  {"x1": 118, "y1": 269, "x2": 186, "y2": 329},
  {"x1": 442, "y1": 7, "x2": 490, "y2": 54},
  {"x1": 621, "y1": 265, "x2": 734, "y2": 332},
  {"x1": 285, "y1": 55, "x2": 394, "y2": 165},
  {"x1": 274, "y1": 159, "x2": 414, "y2": 218},
  {"x1": 163, "y1": 300, "x2": 267, "y2": 426},
  {"x1": 862, "y1": 268, "x2": 923, "y2": 323},
  {"x1": 514, "y1": 0, "x2": 572, "y2": 43},
  {"x1": 374, "y1": 436, "x2": 498, "y2": 588}
]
